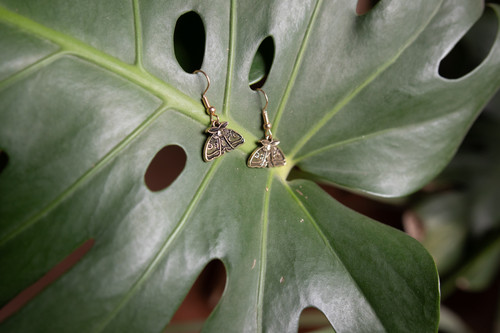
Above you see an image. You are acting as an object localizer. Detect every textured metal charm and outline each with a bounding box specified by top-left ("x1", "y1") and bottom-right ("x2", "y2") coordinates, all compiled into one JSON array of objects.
[
  {"x1": 247, "y1": 138, "x2": 286, "y2": 168},
  {"x1": 194, "y1": 69, "x2": 244, "y2": 162},
  {"x1": 204, "y1": 121, "x2": 244, "y2": 162},
  {"x1": 247, "y1": 88, "x2": 286, "y2": 168}
]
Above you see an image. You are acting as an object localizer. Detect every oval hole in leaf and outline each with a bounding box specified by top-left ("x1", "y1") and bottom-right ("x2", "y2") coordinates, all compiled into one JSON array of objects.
[
  {"x1": 0, "y1": 239, "x2": 95, "y2": 323},
  {"x1": 298, "y1": 307, "x2": 334, "y2": 332},
  {"x1": 249, "y1": 36, "x2": 275, "y2": 90},
  {"x1": 439, "y1": 7, "x2": 498, "y2": 79},
  {"x1": 144, "y1": 145, "x2": 187, "y2": 192},
  {"x1": 0, "y1": 149, "x2": 8, "y2": 174},
  {"x1": 356, "y1": 0, "x2": 380, "y2": 16},
  {"x1": 174, "y1": 11, "x2": 206, "y2": 73},
  {"x1": 165, "y1": 259, "x2": 227, "y2": 332}
]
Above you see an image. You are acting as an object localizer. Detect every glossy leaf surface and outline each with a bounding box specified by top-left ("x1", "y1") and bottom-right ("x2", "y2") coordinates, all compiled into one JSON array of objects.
[{"x1": 2, "y1": 0, "x2": 500, "y2": 332}]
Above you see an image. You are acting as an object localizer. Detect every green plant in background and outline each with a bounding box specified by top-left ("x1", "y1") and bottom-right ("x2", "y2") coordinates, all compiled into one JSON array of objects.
[
  {"x1": 410, "y1": 94, "x2": 500, "y2": 333},
  {"x1": 401, "y1": 5, "x2": 500, "y2": 331},
  {"x1": 1, "y1": 1, "x2": 500, "y2": 332}
]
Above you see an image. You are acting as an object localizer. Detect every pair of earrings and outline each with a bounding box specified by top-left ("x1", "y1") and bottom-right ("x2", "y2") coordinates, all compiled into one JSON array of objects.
[{"x1": 194, "y1": 70, "x2": 286, "y2": 168}]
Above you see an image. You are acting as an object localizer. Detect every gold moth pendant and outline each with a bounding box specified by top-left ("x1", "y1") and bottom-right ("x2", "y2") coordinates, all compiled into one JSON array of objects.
[
  {"x1": 247, "y1": 138, "x2": 286, "y2": 168},
  {"x1": 203, "y1": 121, "x2": 244, "y2": 162}
]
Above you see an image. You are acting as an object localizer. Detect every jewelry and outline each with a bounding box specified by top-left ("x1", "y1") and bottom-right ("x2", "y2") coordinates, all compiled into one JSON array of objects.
[
  {"x1": 194, "y1": 70, "x2": 244, "y2": 162},
  {"x1": 247, "y1": 88, "x2": 286, "y2": 168}
]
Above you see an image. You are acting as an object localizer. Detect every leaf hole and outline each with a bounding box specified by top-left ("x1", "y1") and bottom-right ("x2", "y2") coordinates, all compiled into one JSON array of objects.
[
  {"x1": 0, "y1": 149, "x2": 8, "y2": 174},
  {"x1": 0, "y1": 239, "x2": 95, "y2": 323},
  {"x1": 144, "y1": 145, "x2": 187, "y2": 192},
  {"x1": 174, "y1": 11, "x2": 206, "y2": 73},
  {"x1": 249, "y1": 36, "x2": 275, "y2": 90},
  {"x1": 356, "y1": 0, "x2": 381, "y2": 16},
  {"x1": 298, "y1": 307, "x2": 334, "y2": 332},
  {"x1": 439, "y1": 7, "x2": 498, "y2": 79},
  {"x1": 165, "y1": 259, "x2": 227, "y2": 332}
]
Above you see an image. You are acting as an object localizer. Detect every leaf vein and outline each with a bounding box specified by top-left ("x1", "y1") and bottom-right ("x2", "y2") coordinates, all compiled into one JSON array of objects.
[
  {"x1": 294, "y1": 107, "x2": 466, "y2": 163},
  {"x1": 222, "y1": 0, "x2": 237, "y2": 117},
  {"x1": 0, "y1": 6, "x2": 204, "y2": 121},
  {"x1": 256, "y1": 171, "x2": 274, "y2": 332},
  {"x1": 272, "y1": 0, "x2": 324, "y2": 134},
  {"x1": 0, "y1": 51, "x2": 63, "y2": 91},
  {"x1": 286, "y1": 3, "x2": 443, "y2": 160},
  {"x1": 132, "y1": 0, "x2": 144, "y2": 69},
  {"x1": 281, "y1": 180, "x2": 386, "y2": 330},
  {"x1": 94, "y1": 157, "x2": 223, "y2": 332},
  {"x1": 0, "y1": 104, "x2": 172, "y2": 246}
]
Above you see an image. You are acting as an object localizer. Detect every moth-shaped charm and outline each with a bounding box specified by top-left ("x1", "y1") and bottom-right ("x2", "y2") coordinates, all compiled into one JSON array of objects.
[
  {"x1": 247, "y1": 138, "x2": 286, "y2": 168},
  {"x1": 204, "y1": 121, "x2": 244, "y2": 162}
]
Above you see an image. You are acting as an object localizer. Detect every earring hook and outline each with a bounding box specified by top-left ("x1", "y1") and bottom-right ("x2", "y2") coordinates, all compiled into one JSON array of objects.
[
  {"x1": 194, "y1": 70, "x2": 219, "y2": 125},
  {"x1": 256, "y1": 88, "x2": 272, "y2": 140},
  {"x1": 193, "y1": 69, "x2": 211, "y2": 96},
  {"x1": 256, "y1": 88, "x2": 269, "y2": 111}
]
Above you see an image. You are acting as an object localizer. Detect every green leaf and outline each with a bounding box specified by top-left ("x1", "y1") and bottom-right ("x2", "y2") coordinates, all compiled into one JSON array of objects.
[
  {"x1": 440, "y1": 236, "x2": 500, "y2": 296},
  {"x1": 1, "y1": 0, "x2": 500, "y2": 331},
  {"x1": 413, "y1": 193, "x2": 469, "y2": 276},
  {"x1": 439, "y1": 112, "x2": 500, "y2": 235},
  {"x1": 438, "y1": 306, "x2": 473, "y2": 333}
]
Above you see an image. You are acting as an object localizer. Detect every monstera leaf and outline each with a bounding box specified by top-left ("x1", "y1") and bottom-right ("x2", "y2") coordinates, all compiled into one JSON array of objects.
[{"x1": 1, "y1": 0, "x2": 500, "y2": 332}]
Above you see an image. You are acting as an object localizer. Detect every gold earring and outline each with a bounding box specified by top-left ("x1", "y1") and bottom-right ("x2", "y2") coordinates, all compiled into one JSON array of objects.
[
  {"x1": 194, "y1": 70, "x2": 244, "y2": 162},
  {"x1": 247, "y1": 88, "x2": 286, "y2": 168}
]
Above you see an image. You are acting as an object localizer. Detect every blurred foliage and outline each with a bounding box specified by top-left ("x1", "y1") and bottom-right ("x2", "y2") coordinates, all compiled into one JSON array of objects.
[{"x1": 407, "y1": 3, "x2": 500, "y2": 331}]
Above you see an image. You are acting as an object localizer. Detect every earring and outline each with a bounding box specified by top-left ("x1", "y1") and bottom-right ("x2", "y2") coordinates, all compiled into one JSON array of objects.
[
  {"x1": 194, "y1": 70, "x2": 244, "y2": 162},
  {"x1": 247, "y1": 88, "x2": 286, "y2": 168}
]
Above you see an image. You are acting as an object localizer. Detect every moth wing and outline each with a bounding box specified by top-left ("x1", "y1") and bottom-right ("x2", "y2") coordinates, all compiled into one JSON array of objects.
[
  {"x1": 203, "y1": 135, "x2": 222, "y2": 162},
  {"x1": 247, "y1": 146, "x2": 269, "y2": 168},
  {"x1": 270, "y1": 146, "x2": 286, "y2": 167},
  {"x1": 223, "y1": 128, "x2": 245, "y2": 149}
]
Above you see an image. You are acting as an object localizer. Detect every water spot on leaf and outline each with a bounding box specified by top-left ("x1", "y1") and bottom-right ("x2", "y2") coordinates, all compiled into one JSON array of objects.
[
  {"x1": 174, "y1": 11, "x2": 206, "y2": 73},
  {"x1": 249, "y1": 36, "x2": 275, "y2": 89},
  {"x1": 0, "y1": 149, "x2": 8, "y2": 174},
  {"x1": 0, "y1": 239, "x2": 94, "y2": 323},
  {"x1": 439, "y1": 7, "x2": 498, "y2": 79},
  {"x1": 165, "y1": 259, "x2": 227, "y2": 332},
  {"x1": 298, "y1": 307, "x2": 334, "y2": 332},
  {"x1": 144, "y1": 145, "x2": 186, "y2": 192},
  {"x1": 356, "y1": 0, "x2": 380, "y2": 16}
]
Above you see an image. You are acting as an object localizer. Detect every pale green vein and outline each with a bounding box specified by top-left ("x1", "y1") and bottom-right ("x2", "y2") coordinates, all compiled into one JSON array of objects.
[
  {"x1": 286, "y1": 3, "x2": 443, "y2": 160},
  {"x1": 272, "y1": 0, "x2": 324, "y2": 134},
  {"x1": 0, "y1": 103, "x2": 171, "y2": 246},
  {"x1": 294, "y1": 105, "x2": 468, "y2": 163},
  {"x1": 281, "y1": 180, "x2": 385, "y2": 330},
  {"x1": 222, "y1": 0, "x2": 237, "y2": 116},
  {"x1": 95, "y1": 157, "x2": 223, "y2": 332},
  {"x1": 0, "y1": 5, "x2": 259, "y2": 153},
  {"x1": 295, "y1": 133, "x2": 377, "y2": 163},
  {"x1": 132, "y1": 0, "x2": 144, "y2": 69},
  {"x1": 255, "y1": 171, "x2": 274, "y2": 332},
  {"x1": 0, "y1": 51, "x2": 63, "y2": 90},
  {"x1": 0, "y1": 6, "x2": 203, "y2": 120}
]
